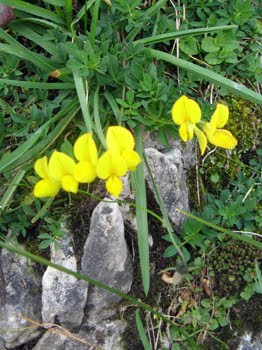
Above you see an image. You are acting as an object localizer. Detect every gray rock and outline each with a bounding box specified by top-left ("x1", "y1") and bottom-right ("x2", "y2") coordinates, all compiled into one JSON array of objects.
[
  {"x1": 41, "y1": 229, "x2": 88, "y2": 328},
  {"x1": 33, "y1": 320, "x2": 127, "y2": 350},
  {"x1": 144, "y1": 147, "x2": 189, "y2": 229},
  {"x1": 237, "y1": 332, "x2": 262, "y2": 350},
  {"x1": 0, "y1": 247, "x2": 42, "y2": 348},
  {"x1": 143, "y1": 131, "x2": 196, "y2": 170},
  {"x1": 81, "y1": 200, "x2": 133, "y2": 325}
]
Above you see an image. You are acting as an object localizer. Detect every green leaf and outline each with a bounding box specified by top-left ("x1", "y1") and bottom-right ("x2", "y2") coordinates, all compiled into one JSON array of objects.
[
  {"x1": 180, "y1": 37, "x2": 198, "y2": 55},
  {"x1": 135, "y1": 25, "x2": 237, "y2": 46},
  {"x1": 211, "y1": 174, "x2": 220, "y2": 183},
  {"x1": 148, "y1": 49, "x2": 262, "y2": 104},
  {"x1": 205, "y1": 52, "x2": 223, "y2": 65},
  {"x1": 201, "y1": 37, "x2": 220, "y2": 53},
  {"x1": 134, "y1": 125, "x2": 150, "y2": 296},
  {"x1": 0, "y1": 0, "x2": 65, "y2": 24},
  {"x1": 38, "y1": 239, "x2": 51, "y2": 250},
  {"x1": 135, "y1": 310, "x2": 152, "y2": 350}
]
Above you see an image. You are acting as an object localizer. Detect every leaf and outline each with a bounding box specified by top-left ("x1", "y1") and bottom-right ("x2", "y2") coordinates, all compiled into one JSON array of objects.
[
  {"x1": 201, "y1": 37, "x2": 220, "y2": 53},
  {"x1": 38, "y1": 239, "x2": 51, "y2": 250},
  {"x1": 180, "y1": 36, "x2": 198, "y2": 55},
  {"x1": 205, "y1": 52, "x2": 223, "y2": 65},
  {"x1": 135, "y1": 310, "x2": 152, "y2": 350}
]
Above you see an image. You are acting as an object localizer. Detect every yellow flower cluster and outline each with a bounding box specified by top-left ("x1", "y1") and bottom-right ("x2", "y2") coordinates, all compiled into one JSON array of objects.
[
  {"x1": 172, "y1": 95, "x2": 237, "y2": 155},
  {"x1": 33, "y1": 126, "x2": 141, "y2": 199}
]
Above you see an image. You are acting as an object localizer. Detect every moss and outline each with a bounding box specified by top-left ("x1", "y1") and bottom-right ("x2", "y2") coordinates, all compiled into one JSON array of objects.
[{"x1": 201, "y1": 96, "x2": 261, "y2": 193}]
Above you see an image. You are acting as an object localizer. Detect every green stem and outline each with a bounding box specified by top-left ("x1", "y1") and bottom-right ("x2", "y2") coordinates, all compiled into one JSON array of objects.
[{"x1": 90, "y1": 0, "x2": 101, "y2": 46}]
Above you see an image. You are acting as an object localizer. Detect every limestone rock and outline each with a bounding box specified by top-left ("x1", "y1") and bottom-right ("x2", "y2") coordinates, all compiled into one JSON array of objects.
[
  {"x1": 81, "y1": 200, "x2": 133, "y2": 325},
  {"x1": 0, "y1": 247, "x2": 42, "y2": 348},
  {"x1": 144, "y1": 147, "x2": 189, "y2": 228},
  {"x1": 237, "y1": 332, "x2": 262, "y2": 350},
  {"x1": 41, "y1": 229, "x2": 88, "y2": 328},
  {"x1": 33, "y1": 320, "x2": 127, "y2": 350},
  {"x1": 143, "y1": 131, "x2": 196, "y2": 170}
]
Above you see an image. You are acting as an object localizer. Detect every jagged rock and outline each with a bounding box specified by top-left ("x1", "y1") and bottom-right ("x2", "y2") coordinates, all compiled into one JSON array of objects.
[
  {"x1": 237, "y1": 332, "x2": 262, "y2": 350},
  {"x1": 41, "y1": 228, "x2": 88, "y2": 328},
  {"x1": 144, "y1": 147, "x2": 189, "y2": 228},
  {"x1": 33, "y1": 320, "x2": 127, "y2": 350},
  {"x1": 143, "y1": 131, "x2": 196, "y2": 170},
  {"x1": 81, "y1": 200, "x2": 133, "y2": 325},
  {"x1": 0, "y1": 247, "x2": 42, "y2": 349}
]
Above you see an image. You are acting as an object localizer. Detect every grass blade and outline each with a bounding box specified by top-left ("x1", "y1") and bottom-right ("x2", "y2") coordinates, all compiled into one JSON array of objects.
[
  {"x1": 73, "y1": 72, "x2": 93, "y2": 132},
  {"x1": 0, "y1": 79, "x2": 73, "y2": 90},
  {"x1": 135, "y1": 310, "x2": 152, "y2": 350},
  {"x1": 0, "y1": 0, "x2": 65, "y2": 24},
  {"x1": 148, "y1": 49, "x2": 262, "y2": 105},
  {"x1": 134, "y1": 25, "x2": 237, "y2": 46},
  {"x1": 104, "y1": 91, "x2": 121, "y2": 124},
  {"x1": 126, "y1": 0, "x2": 168, "y2": 41},
  {"x1": 0, "y1": 169, "x2": 26, "y2": 211},
  {"x1": 0, "y1": 123, "x2": 50, "y2": 173},
  {"x1": 179, "y1": 209, "x2": 262, "y2": 250},
  {"x1": 90, "y1": 0, "x2": 101, "y2": 46},
  {"x1": 64, "y1": 0, "x2": 73, "y2": 29},
  {"x1": 94, "y1": 86, "x2": 107, "y2": 148},
  {"x1": 135, "y1": 125, "x2": 150, "y2": 296}
]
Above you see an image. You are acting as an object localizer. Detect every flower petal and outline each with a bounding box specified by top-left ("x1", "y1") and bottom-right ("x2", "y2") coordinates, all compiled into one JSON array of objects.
[
  {"x1": 110, "y1": 151, "x2": 128, "y2": 176},
  {"x1": 179, "y1": 123, "x2": 188, "y2": 142},
  {"x1": 194, "y1": 126, "x2": 207, "y2": 155},
  {"x1": 106, "y1": 176, "x2": 122, "y2": 197},
  {"x1": 34, "y1": 156, "x2": 49, "y2": 179},
  {"x1": 210, "y1": 104, "x2": 229, "y2": 130},
  {"x1": 172, "y1": 95, "x2": 201, "y2": 125},
  {"x1": 33, "y1": 179, "x2": 60, "y2": 198},
  {"x1": 96, "y1": 151, "x2": 112, "y2": 179},
  {"x1": 207, "y1": 129, "x2": 238, "y2": 149},
  {"x1": 122, "y1": 149, "x2": 141, "y2": 171},
  {"x1": 61, "y1": 175, "x2": 78, "y2": 194},
  {"x1": 106, "y1": 126, "x2": 135, "y2": 152},
  {"x1": 73, "y1": 161, "x2": 96, "y2": 183},
  {"x1": 49, "y1": 151, "x2": 76, "y2": 182},
  {"x1": 74, "y1": 133, "x2": 98, "y2": 166}
]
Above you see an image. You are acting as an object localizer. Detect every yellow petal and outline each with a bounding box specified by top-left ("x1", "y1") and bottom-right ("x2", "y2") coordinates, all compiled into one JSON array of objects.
[
  {"x1": 49, "y1": 151, "x2": 76, "y2": 182},
  {"x1": 97, "y1": 150, "x2": 128, "y2": 179},
  {"x1": 34, "y1": 156, "x2": 49, "y2": 179},
  {"x1": 207, "y1": 129, "x2": 238, "y2": 149},
  {"x1": 73, "y1": 161, "x2": 96, "y2": 183},
  {"x1": 210, "y1": 104, "x2": 229, "y2": 130},
  {"x1": 61, "y1": 175, "x2": 78, "y2": 194},
  {"x1": 179, "y1": 123, "x2": 188, "y2": 142},
  {"x1": 74, "y1": 133, "x2": 98, "y2": 166},
  {"x1": 172, "y1": 95, "x2": 201, "y2": 125},
  {"x1": 122, "y1": 149, "x2": 141, "y2": 171},
  {"x1": 194, "y1": 126, "x2": 207, "y2": 155},
  {"x1": 106, "y1": 126, "x2": 135, "y2": 152},
  {"x1": 187, "y1": 123, "x2": 194, "y2": 140},
  {"x1": 33, "y1": 179, "x2": 60, "y2": 198},
  {"x1": 96, "y1": 151, "x2": 112, "y2": 179},
  {"x1": 105, "y1": 176, "x2": 122, "y2": 197},
  {"x1": 110, "y1": 151, "x2": 128, "y2": 176}
]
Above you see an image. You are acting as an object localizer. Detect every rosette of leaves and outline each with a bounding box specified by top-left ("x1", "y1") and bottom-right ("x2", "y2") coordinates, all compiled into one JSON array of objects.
[{"x1": 201, "y1": 31, "x2": 240, "y2": 65}]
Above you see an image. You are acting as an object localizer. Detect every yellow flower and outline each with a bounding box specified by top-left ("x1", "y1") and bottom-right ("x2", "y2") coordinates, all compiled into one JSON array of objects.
[
  {"x1": 172, "y1": 95, "x2": 207, "y2": 155},
  {"x1": 34, "y1": 151, "x2": 78, "y2": 198},
  {"x1": 33, "y1": 156, "x2": 60, "y2": 198},
  {"x1": 73, "y1": 133, "x2": 98, "y2": 183},
  {"x1": 203, "y1": 104, "x2": 237, "y2": 150},
  {"x1": 97, "y1": 126, "x2": 141, "y2": 197}
]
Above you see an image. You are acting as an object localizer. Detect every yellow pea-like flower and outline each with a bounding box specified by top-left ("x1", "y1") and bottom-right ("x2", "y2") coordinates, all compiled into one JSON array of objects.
[
  {"x1": 73, "y1": 133, "x2": 98, "y2": 183},
  {"x1": 172, "y1": 95, "x2": 207, "y2": 155},
  {"x1": 33, "y1": 151, "x2": 78, "y2": 198},
  {"x1": 97, "y1": 126, "x2": 141, "y2": 197},
  {"x1": 203, "y1": 104, "x2": 238, "y2": 150}
]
